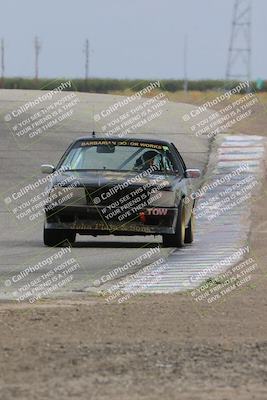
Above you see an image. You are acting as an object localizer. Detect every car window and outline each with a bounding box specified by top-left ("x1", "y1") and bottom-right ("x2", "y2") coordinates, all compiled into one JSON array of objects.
[{"x1": 60, "y1": 143, "x2": 178, "y2": 173}]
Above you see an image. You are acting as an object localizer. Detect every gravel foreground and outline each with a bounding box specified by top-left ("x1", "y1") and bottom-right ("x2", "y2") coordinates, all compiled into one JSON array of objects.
[{"x1": 1, "y1": 286, "x2": 267, "y2": 400}]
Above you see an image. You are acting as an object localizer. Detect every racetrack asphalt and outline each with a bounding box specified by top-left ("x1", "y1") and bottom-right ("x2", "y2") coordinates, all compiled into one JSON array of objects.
[{"x1": 0, "y1": 89, "x2": 211, "y2": 300}]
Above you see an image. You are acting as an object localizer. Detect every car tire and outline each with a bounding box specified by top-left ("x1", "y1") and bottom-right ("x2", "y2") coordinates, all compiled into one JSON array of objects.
[
  {"x1": 184, "y1": 212, "x2": 194, "y2": 244},
  {"x1": 162, "y1": 202, "x2": 185, "y2": 247},
  {"x1": 43, "y1": 227, "x2": 76, "y2": 247}
]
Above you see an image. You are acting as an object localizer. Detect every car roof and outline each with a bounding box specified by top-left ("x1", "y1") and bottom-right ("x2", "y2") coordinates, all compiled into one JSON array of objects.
[{"x1": 75, "y1": 135, "x2": 172, "y2": 146}]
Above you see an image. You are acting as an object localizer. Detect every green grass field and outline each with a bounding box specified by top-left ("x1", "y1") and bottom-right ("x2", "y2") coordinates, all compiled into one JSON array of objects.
[{"x1": 0, "y1": 77, "x2": 266, "y2": 94}]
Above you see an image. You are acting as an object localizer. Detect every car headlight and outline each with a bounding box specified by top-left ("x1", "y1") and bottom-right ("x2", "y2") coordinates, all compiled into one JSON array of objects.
[{"x1": 148, "y1": 190, "x2": 176, "y2": 207}]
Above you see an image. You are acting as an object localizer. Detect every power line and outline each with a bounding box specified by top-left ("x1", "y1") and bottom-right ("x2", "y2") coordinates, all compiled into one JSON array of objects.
[
  {"x1": 226, "y1": 0, "x2": 252, "y2": 89},
  {"x1": 84, "y1": 38, "x2": 90, "y2": 81},
  {"x1": 183, "y1": 35, "x2": 188, "y2": 93}
]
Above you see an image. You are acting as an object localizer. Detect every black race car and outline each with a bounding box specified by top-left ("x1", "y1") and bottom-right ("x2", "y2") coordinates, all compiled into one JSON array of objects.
[{"x1": 41, "y1": 136, "x2": 200, "y2": 247}]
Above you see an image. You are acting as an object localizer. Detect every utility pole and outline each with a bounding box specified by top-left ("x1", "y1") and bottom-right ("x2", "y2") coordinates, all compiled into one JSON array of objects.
[
  {"x1": 1, "y1": 38, "x2": 4, "y2": 87},
  {"x1": 183, "y1": 35, "x2": 188, "y2": 93},
  {"x1": 226, "y1": 0, "x2": 252, "y2": 90},
  {"x1": 34, "y1": 36, "x2": 41, "y2": 81},
  {"x1": 84, "y1": 38, "x2": 90, "y2": 81}
]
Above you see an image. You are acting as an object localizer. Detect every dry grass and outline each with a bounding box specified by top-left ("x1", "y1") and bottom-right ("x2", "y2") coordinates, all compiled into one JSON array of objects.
[{"x1": 110, "y1": 90, "x2": 267, "y2": 136}]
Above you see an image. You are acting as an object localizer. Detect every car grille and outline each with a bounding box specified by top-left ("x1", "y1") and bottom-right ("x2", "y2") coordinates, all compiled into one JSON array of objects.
[{"x1": 84, "y1": 185, "x2": 151, "y2": 207}]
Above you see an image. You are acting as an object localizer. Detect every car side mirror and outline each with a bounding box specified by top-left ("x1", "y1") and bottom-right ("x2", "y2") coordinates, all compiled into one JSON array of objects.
[
  {"x1": 185, "y1": 169, "x2": 201, "y2": 179},
  {"x1": 41, "y1": 164, "x2": 55, "y2": 174}
]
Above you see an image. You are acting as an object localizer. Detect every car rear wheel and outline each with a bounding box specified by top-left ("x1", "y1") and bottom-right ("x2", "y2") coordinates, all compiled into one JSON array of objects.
[
  {"x1": 184, "y1": 212, "x2": 194, "y2": 244},
  {"x1": 43, "y1": 227, "x2": 76, "y2": 247},
  {"x1": 162, "y1": 202, "x2": 185, "y2": 248}
]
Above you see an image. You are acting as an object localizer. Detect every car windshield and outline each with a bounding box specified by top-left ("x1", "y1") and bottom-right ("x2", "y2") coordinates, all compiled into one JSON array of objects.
[{"x1": 59, "y1": 141, "x2": 177, "y2": 173}]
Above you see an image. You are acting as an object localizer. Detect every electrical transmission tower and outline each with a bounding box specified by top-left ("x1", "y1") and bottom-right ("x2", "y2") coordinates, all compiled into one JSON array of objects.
[
  {"x1": 1, "y1": 38, "x2": 4, "y2": 85},
  {"x1": 226, "y1": 0, "x2": 252, "y2": 85},
  {"x1": 34, "y1": 36, "x2": 41, "y2": 81},
  {"x1": 84, "y1": 39, "x2": 90, "y2": 81}
]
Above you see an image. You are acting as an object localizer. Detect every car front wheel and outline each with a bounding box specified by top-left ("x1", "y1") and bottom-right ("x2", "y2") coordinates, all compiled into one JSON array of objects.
[
  {"x1": 184, "y1": 212, "x2": 194, "y2": 244},
  {"x1": 43, "y1": 227, "x2": 76, "y2": 247},
  {"x1": 162, "y1": 202, "x2": 185, "y2": 248}
]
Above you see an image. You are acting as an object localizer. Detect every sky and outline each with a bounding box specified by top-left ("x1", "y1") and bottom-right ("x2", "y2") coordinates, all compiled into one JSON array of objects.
[{"x1": 0, "y1": 0, "x2": 265, "y2": 80}]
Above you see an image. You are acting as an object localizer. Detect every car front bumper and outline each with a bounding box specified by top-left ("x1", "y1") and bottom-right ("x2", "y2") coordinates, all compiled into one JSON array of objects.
[{"x1": 45, "y1": 205, "x2": 178, "y2": 235}]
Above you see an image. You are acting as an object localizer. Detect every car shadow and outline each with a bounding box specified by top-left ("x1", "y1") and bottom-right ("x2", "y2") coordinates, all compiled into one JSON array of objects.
[{"x1": 72, "y1": 240, "x2": 161, "y2": 248}]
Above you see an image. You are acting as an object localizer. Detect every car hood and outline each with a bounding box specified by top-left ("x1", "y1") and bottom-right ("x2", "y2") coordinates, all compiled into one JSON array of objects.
[{"x1": 52, "y1": 170, "x2": 179, "y2": 190}]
